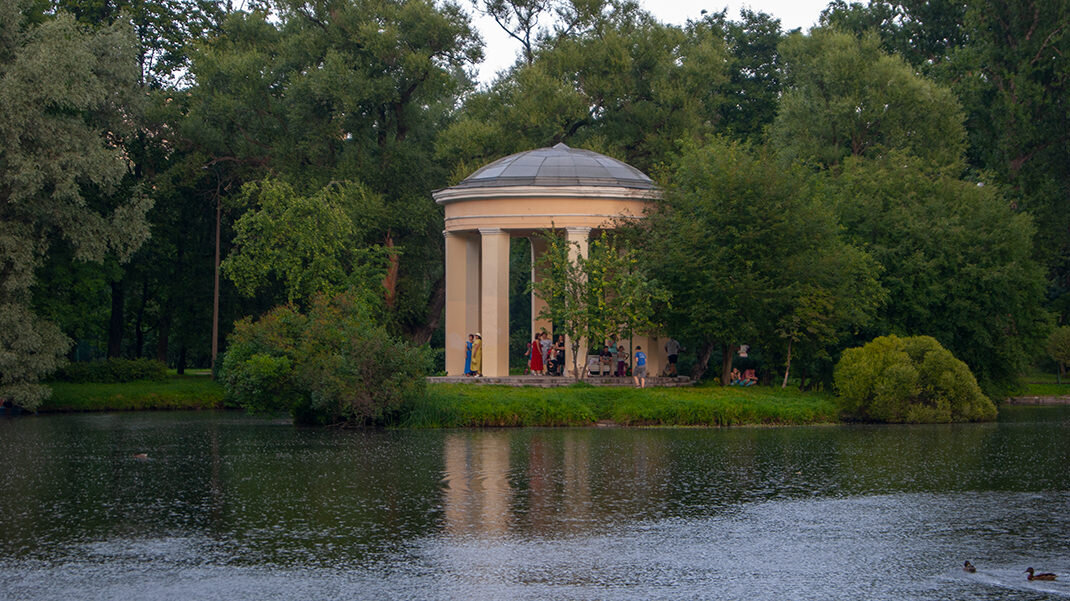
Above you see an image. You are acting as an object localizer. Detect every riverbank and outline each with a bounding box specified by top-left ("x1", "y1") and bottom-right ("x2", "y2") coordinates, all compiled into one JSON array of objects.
[
  {"x1": 33, "y1": 376, "x2": 838, "y2": 426},
  {"x1": 397, "y1": 383, "x2": 840, "y2": 428},
  {"x1": 41, "y1": 376, "x2": 226, "y2": 412}
]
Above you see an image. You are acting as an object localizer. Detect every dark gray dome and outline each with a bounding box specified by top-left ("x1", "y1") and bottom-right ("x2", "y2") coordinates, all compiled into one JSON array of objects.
[{"x1": 452, "y1": 143, "x2": 655, "y2": 190}]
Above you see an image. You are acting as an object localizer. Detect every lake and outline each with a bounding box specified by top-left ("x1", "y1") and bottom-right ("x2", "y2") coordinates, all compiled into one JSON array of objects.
[{"x1": 1, "y1": 407, "x2": 1068, "y2": 600}]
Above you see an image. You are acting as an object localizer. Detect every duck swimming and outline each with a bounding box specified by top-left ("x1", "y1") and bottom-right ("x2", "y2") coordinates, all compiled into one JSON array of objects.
[
  {"x1": 1026, "y1": 567, "x2": 1057, "y2": 581},
  {"x1": 963, "y1": 561, "x2": 976, "y2": 573}
]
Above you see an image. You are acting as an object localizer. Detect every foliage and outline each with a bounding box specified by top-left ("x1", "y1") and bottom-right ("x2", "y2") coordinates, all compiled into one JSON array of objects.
[
  {"x1": 773, "y1": 28, "x2": 965, "y2": 171},
  {"x1": 834, "y1": 335, "x2": 996, "y2": 423},
  {"x1": 55, "y1": 358, "x2": 168, "y2": 383},
  {"x1": 184, "y1": 0, "x2": 482, "y2": 342},
  {"x1": 438, "y1": 7, "x2": 731, "y2": 174},
  {"x1": 818, "y1": 0, "x2": 1070, "y2": 324},
  {"x1": 222, "y1": 179, "x2": 392, "y2": 308},
  {"x1": 1046, "y1": 326, "x2": 1070, "y2": 381},
  {"x1": 687, "y1": 8, "x2": 786, "y2": 142},
  {"x1": 639, "y1": 137, "x2": 882, "y2": 384},
  {"x1": 829, "y1": 153, "x2": 1049, "y2": 393},
  {"x1": 220, "y1": 291, "x2": 429, "y2": 425},
  {"x1": 0, "y1": 7, "x2": 149, "y2": 409}
]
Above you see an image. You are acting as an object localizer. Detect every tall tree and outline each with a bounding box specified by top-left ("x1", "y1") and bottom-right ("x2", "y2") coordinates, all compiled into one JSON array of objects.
[
  {"x1": 0, "y1": 5, "x2": 149, "y2": 408},
  {"x1": 638, "y1": 138, "x2": 882, "y2": 384},
  {"x1": 438, "y1": 7, "x2": 730, "y2": 175},
  {"x1": 182, "y1": 0, "x2": 482, "y2": 343},
  {"x1": 772, "y1": 28, "x2": 966, "y2": 171},
  {"x1": 829, "y1": 153, "x2": 1050, "y2": 392}
]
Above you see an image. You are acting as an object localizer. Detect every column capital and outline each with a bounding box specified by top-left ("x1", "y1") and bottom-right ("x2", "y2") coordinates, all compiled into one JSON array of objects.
[
  {"x1": 565, "y1": 226, "x2": 592, "y2": 236},
  {"x1": 479, "y1": 227, "x2": 506, "y2": 236}
]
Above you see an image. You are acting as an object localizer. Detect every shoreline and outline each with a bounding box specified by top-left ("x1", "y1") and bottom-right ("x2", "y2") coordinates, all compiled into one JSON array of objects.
[{"x1": 20, "y1": 378, "x2": 1068, "y2": 427}]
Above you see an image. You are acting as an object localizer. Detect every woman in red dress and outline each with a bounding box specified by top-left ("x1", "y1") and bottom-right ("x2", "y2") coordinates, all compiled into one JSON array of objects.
[{"x1": 528, "y1": 335, "x2": 545, "y2": 375}]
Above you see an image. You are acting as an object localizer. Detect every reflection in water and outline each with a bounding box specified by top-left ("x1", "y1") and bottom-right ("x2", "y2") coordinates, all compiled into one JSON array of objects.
[
  {"x1": 0, "y1": 407, "x2": 1068, "y2": 600},
  {"x1": 443, "y1": 432, "x2": 513, "y2": 536}
]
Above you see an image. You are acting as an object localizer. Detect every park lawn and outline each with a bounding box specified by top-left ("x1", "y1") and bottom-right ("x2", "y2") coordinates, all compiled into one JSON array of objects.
[
  {"x1": 41, "y1": 376, "x2": 226, "y2": 412},
  {"x1": 1011, "y1": 369, "x2": 1070, "y2": 398},
  {"x1": 399, "y1": 382, "x2": 840, "y2": 428}
]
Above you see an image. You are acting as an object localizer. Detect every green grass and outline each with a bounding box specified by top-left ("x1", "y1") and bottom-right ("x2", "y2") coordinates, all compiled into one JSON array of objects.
[
  {"x1": 397, "y1": 383, "x2": 839, "y2": 428},
  {"x1": 1011, "y1": 369, "x2": 1070, "y2": 398},
  {"x1": 41, "y1": 376, "x2": 226, "y2": 412}
]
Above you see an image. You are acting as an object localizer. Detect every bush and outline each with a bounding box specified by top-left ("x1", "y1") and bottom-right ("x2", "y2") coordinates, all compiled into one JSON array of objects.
[
  {"x1": 54, "y1": 358, "x2": 168, "y2": 384},
  {"x1": 1046, "y1": 326, "x2": 1070, "y2": 381},
  {"x1": 834, "y1": 335, "x2": 996, "y2": 423},
  {"x1": 220, "y1": 291, "x2": 429, "y2": 425}
]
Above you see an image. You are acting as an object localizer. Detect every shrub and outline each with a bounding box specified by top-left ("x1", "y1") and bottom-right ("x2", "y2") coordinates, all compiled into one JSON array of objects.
[
  {"x1": 220, "y1": 291, "x2": 429, "y2": 425},
  {"x1": 1046, "y1": 326, "x2": 1070, "y2": 381},
  {"x1": 834, "y1": 335, "x2": 996, "y2": 423},
  {"x1": 55, "y1": 358, "x2": 168, "y2": 383}
]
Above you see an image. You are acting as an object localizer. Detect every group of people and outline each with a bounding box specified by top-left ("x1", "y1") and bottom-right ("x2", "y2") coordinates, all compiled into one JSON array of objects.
[
  {"x1": 463, "y1": 334, "x2": 482, "y2": 377},
  {"x1": 729, "y1": 368, "x2": 757, "y2": 386},
  {"x1": 595, "y1": 337, "x2": 631, "y2": 378},
  {"x1": 526, "y1": 332, "x2": 566, "y2": 376}
]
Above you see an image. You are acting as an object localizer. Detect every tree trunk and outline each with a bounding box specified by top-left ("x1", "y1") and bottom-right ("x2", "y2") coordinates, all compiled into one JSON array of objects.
[
  {"x1": 134, "y1": 275, "x2": 149, "y2": 358},
  {"x1": 156, "y1": 314, "x2": 170, "y2": 364},
  {"x1": 108, "y1": 279, "x2": 125, "y2": 358},
  {"x1": 382, "y1": 231, "x2": 399, "y2": 310},
  {"x1": 782, "y1": 339, "x2": 793, "y2": 388},
  {"x1": 177, "y1": 345, "x2": 187, "y2": 375},
  {"x1": 406, "y1": 275, "x2": 445, "y2": 344},
  {"x1": 211, "y1": 193, "x2": 221, "y2": 376},
  {"x1": 720, "y1": 343, "x2": 739, "y2": 386},
  {"x1": 691, "y1": 341, "x2": 714, "y2": 381}
]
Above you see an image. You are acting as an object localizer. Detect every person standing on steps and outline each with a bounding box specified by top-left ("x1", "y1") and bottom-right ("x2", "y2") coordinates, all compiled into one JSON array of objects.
[
  {"x1": 633, "y1": 345, "x2": 647, "y2": 388},
  {"x1": 664, "y1": 338, "x2": 681, "y2": 377},
  {"x1": 471, "y1": 334, "x2": 483, "y2": 377},
  {"x1": 464, "y1": 334, "x2": 474, "y2": 376}
]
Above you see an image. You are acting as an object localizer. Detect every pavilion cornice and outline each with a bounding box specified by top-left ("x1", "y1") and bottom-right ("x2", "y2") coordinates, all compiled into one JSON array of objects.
[{"x1": 433, "y1": 185, "x2": 661, "y2": 204}]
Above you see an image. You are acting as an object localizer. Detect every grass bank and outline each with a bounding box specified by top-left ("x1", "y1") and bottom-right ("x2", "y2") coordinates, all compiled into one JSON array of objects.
[
  {"x1": 398, "y1": 383, "x2": 839, "y2": 428},
  {"x1": 1012, "y1": 370, "x2": 1070, "y2": 398},
  {"x1": 41, "y1": 375, "x2": 225, "y2": 412}
]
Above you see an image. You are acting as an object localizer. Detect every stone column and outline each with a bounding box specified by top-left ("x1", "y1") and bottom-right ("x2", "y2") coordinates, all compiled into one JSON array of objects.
[
  {"x1": 530, "y1": 236, "x2": 551, "y2": 340},
  {"x1": 480, "y1": 228, "x2": 511, "y2": 377},
  {"x1": 639, "y1": 333, "x2": 666, "y2": 378},
  {"x1": 444, "y1": 231, "x2": 479, "y2": 376},
  {"x1": 564, "y1": 227, "x2": 591, "y2": 377}
]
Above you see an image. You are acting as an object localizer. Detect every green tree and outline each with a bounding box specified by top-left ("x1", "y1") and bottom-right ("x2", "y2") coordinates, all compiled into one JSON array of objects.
[
  {"x1": 819, "y1": 0, "x2": 967, "y2": 72},
  {"x1": 0, "y1": 6, "x2": 150, "y2": 409},
  {"x1": 638, "y1": 138, "x2": 882, "y2": 384},
  {"x1": 829, "y1": 153, "x2": 1049, "y2": 393},
  {"x1": 438, "y1": 8, "x2": 729, "y2": 175},
  {"x1": 687, "y1": 8, "x2": 786, "y2": 142},
  {"x1": 221, "y1": 179, "x2": 391, "y2": 308},
  {"x1": 220, "y1": 291, "x2": 428, "y2": 425},
  {"x1": 835, "y1": 334, "x2": 997, "y2": 423},
  {"x1": 532, "y1": 230, "x2": 667, "y2": 379},
  {"x1": 1046, "y1": 326, "x2": 1070, "y2": 383},
  {"x1": 772, "y1": 28, "x2": 965, "y2": 171},
  {"x1": 183, "y1": 0, "x2": 482, "y2": 342}
]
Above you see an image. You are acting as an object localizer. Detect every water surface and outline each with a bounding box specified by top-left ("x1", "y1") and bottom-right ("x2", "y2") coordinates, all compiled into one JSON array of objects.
[{"x1": 1, "y1": 407, "x2": 1068, "y2": 600}]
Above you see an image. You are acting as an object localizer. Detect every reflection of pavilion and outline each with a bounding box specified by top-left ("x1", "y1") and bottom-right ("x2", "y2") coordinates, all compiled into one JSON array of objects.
[
  {"x1": 435, "y1": 144, "x2": 667, "y2": 377},
  {"x1": 441, "y1": 432, "x2": 596, "y2": 536},
  {"x1": 441, "y1": 431, "x2": 673, "y2": 536}
]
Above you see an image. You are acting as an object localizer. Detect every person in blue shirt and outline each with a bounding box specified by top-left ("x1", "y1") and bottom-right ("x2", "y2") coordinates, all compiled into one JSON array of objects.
[
  {"x1": 633, "y1": 345, "x2": 647, "y2": 388},
  {"x1": 464, "y1": 334, "x2": 474, "y2": 376}
]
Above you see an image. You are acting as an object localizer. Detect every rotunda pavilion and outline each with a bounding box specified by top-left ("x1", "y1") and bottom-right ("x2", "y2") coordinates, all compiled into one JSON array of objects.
[{"x1": 435, "y1": 143, "x2": 668, "y2": 377}]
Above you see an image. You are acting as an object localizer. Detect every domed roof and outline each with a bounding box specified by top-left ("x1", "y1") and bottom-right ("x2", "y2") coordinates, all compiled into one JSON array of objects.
[{"x1": 450, "y1": 143, "x2": 655, "y2": 191}]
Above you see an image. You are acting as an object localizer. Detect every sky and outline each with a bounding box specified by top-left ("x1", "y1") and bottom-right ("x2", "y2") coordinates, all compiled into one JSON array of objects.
[{"x1": 470, "y1": 0, "x2": 834, "y2": 84}]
